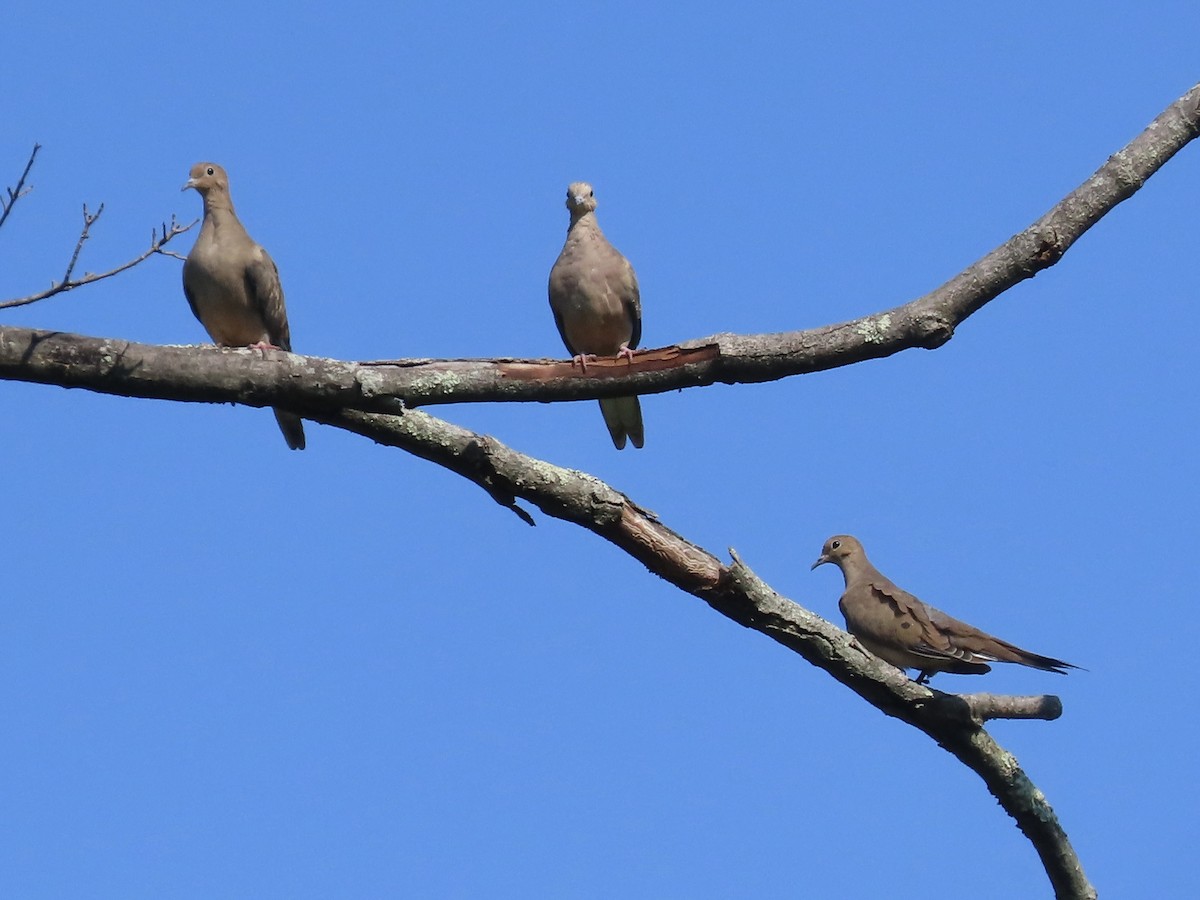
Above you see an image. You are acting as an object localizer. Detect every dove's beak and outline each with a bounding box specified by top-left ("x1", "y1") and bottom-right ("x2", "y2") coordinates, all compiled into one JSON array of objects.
[
  {"x1": 181, "y1": 178, "x2": 196, "y2": 192},
  {"x1": 810, "y1": 554, "x2": 829, "y2": 571}
]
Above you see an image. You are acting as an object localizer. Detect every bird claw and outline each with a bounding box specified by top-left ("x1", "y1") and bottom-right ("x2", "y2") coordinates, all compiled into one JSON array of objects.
[
  {"x1": 249, "y1": 340, "x2": 282, "y2": 359},
  {"x1": 572, "y1": 353, "x2": 597, "y2": 373}
]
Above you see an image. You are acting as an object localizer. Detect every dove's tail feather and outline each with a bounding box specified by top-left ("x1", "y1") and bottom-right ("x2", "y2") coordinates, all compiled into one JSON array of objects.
[
  {"x1": 599, "y1": 396, "x2": 643, "y2": 450},
  {"x1": 967, "y1": 633, "x2": 1080, "y2": 674},
  {"x1": 273, "y1": 409, "x2": 306, "y2": 451},
  {"x1": 1002, "y1": 645, "x2": 1079, "y2": 675}
]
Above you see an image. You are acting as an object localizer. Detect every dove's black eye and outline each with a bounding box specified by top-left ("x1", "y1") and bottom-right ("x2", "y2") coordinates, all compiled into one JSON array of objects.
[
  {"x1": 831, "y1": 539, "x2": 841, "y2": 550},
  {"x1": 588, "y1": 189, "x2": 594, "y2": 197},
  {"x1": 206, "y1": 166, "x2": 215, "y2": 176}
]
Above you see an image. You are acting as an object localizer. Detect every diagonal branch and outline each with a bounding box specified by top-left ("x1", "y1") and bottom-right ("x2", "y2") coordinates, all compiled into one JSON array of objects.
[
  {"x1": 0, "y1": 213, "x2": 197, "y2": 311},
  {"x1": 310, "y1": 404, "x2": 1094, "y2": 900},
  {"x1": 0, "y1": 143, "x2": 41, "y2": 233}
]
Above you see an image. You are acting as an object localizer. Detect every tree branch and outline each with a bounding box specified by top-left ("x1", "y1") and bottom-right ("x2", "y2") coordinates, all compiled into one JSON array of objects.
[
  {"x1": 0, "y1": 213, "x2": 197, "y2": 311},
  {"x1": 2, "y1": 85, "x2": 1194, "y2": 417},
  {"x1": 6, "y1": 79, "x2": 1192, "y2": 900},
  {"x1": 347, "y1": 79, "x2": 1200, "y2": 404},
  {"x1": 944, "y1": 692, "x2": 1063, "y2": 723},
  {"x1": 0, "y1": 143, "x2": 41, "y2": 233},
  {"x1": 302, "y1": 404, "x2": 1093, "y2": 900}
]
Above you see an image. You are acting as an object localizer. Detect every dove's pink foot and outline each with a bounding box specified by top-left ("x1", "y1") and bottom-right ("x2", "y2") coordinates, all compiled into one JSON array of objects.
[
  {"x1": 572, "y1": 353, "x2": 598, "y2": 373},
  {"x1": 249, "y1": 340, "x2": 283, "y2": 359}
]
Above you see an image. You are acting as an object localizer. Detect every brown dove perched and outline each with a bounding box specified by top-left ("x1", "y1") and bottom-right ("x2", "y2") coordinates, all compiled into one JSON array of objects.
[
  {"x1": 811, "y1": 535, "x2": 1077, "y2": 684},
  {"x1": 548, "y1": 181, "x2": 644, "y2": 450},
  {"x1": 181, "y1": 162, "x2": 305, "y2": 450}
]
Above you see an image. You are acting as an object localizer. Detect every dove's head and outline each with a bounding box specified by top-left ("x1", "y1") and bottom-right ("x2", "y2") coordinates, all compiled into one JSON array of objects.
[
  {"x1": 811, "y1": 534, "x2": 863, "y2": 571},
  {"x1": 182, "y1": 162, "x2": 229, "y2": 195},
  {"x1": 565, "y1": 181, "x2": 597, "y2": 216}
]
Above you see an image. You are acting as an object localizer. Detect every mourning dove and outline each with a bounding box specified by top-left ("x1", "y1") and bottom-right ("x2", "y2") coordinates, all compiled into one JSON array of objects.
[
  {"x1": 548, "y1": 181, "x2": 644, "y2": 450},
  {"x1": 811, "y1": 535, "x2": 1077, "y2": 684},
  {"x1": 181, "y1": 162, "x2": 305, "y2": 450}
]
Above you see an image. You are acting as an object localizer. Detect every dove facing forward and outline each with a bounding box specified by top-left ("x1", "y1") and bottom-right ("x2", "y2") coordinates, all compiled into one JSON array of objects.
[
  {"x1": 548, "y1": 181, "x2": 644, "y2": 450},
  {"x1": 181, "y1": 162, "x2": 305, "y2": 450},
  {"x1": 811, "y1": 535, "x2": 1077, "y2": 684}
]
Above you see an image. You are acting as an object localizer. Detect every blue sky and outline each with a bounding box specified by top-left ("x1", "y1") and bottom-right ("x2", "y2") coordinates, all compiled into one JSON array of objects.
[{"x1": 2, "y1": 3, "x2": 1196, "y2": 897}]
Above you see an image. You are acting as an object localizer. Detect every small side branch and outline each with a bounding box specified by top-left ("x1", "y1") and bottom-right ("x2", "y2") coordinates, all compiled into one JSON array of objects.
[
  {"x1": 0, "y1": 214, "x2": 197, "y2": 311},
  {"x1": 0, "y1": 143, "x2": 41, "y2": 233},
  {"x1": 930, "y1": 691, "x2": 1064, "y2": 723}
]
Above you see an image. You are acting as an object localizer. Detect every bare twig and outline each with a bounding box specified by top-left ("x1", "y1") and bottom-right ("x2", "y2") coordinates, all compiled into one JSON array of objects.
[
  {"x1": 61, "y1": 203, "x2": 105, "y2": 286},
  {"x1": 0, "y1": 214, "x2": 197, "y2": 311},
  {"x1": 0, "y1": 143, "x2": 41, "y2": 233}
]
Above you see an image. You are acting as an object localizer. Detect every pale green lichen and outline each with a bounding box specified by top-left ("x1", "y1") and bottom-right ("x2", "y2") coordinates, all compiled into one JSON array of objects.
[
  {"x1": 399, "y1": 369, "x2": 466, "y2": 398},
  {"x1": 357, "y1": 367, "x2": 467, "y2": 400},
  {"x1": 854, "y1": 314, "x2": 893, "y2": 343},
  {"x1": 355, "y1": 368, "x2": 390, "y2": 398}
]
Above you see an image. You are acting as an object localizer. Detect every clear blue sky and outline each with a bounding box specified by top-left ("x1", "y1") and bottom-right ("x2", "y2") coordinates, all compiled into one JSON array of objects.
[{"x1": 3, "y1": 3, "x2": 1196, "y2": 897}]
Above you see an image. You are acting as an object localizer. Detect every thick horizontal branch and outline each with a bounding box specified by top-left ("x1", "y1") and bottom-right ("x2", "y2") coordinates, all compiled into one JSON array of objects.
[
  {"x1": 350, "y1": 80, "x2": 1200, "y2": 400},
  {"x1": 312, "y1": 405, "x2": 1093, "y2": 900},
  {"x1": 0, "y1": 327, "x2": 723, "y2": 412},
  {"x1": 1, "y1": 85, "x2": 1196, "y2": 421}
]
